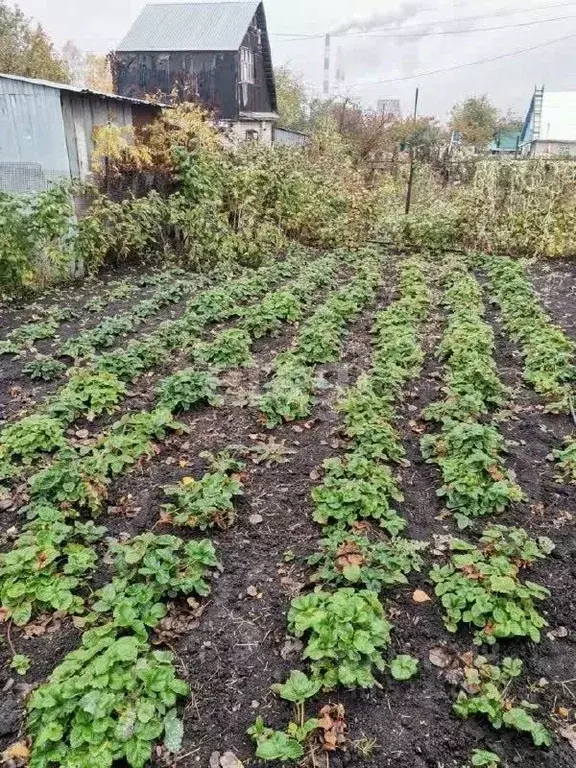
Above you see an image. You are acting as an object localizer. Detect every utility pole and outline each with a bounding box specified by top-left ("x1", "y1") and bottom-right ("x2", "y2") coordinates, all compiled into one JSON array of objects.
[
  {"x1": 405, "y1": 87, "x2": 419, "y2": 215},
  {"x1": 323, "y1": 34, "x2": 331, "y2": 97}
]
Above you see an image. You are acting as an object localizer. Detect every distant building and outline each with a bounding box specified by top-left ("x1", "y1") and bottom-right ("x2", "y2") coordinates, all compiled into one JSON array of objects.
[
  {"x1": 0, "y1": 73, "x2": 163, "y2": 193},
  {"x1": 113, "y1": 1, "x2": 278, "y2": 145},
  {"x1": 272, "y1": 126, "x2": 309, "y2": 148},
  {"x1": 377, "y1": 99, "x2": 401, "y2": 119},
  {"x1": 520, "y1": 87, "x2": 576, "y2": 157},
  {"x1": 489, "y1": 129, "x2": 520, "y2": 156}
]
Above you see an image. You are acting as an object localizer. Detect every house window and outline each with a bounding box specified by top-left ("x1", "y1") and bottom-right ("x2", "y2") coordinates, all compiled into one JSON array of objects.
[{"x1": 239, "y1": 47, "x2": 254, "y2": 84}]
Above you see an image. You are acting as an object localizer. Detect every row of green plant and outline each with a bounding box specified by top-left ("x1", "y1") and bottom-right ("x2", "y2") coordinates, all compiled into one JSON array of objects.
[
  {"x1": 0, "y1": 253, "x2": 319, "y2": 488},
  {"x1": 420, "y1": 258, "x2": 554, "y2": 749},
  {"x1": 0, "y1": 270, "x2": 184, "y2": 359},
  {"x1": 257, "y1": 249, "x2": 382, "y2": 428},
  {"x1": 482, "y1": 254, "x2": 576, "y2": 413},
  {"x1": 24, "y1": 527, "x2": 221, "y2": 768},
  {"x1": 33, "y1": 274, "x2": 201, "y2": 369},
  {"x1": 421, "y1": 260, "x2": 524, "y2": 528},
  {"x1": 249, "y1": 257, "x2": 433, "y2": 762},
  {"x1": 482, "y1": 252, "x2": 576, "y2": 486}
]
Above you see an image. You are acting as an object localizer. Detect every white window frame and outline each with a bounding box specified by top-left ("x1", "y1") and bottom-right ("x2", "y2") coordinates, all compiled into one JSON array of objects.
[{"x1": 239, "y1": 46, "x2": 255, "y2": 85}]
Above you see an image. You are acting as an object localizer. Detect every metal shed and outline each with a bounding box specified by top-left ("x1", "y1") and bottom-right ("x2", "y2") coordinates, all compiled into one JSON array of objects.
[{"x1": 0, "y1": 73, "x2": 163, "y2": 193}]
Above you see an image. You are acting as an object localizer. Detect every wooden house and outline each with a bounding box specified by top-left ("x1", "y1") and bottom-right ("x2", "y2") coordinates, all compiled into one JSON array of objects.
[{"x1": 113, "y1": 1, "x2": 278, "y2": 144}]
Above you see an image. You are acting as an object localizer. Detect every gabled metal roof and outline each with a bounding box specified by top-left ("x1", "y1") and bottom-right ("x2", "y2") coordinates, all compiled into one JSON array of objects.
[{"x1": 117, "y1": 1, "x2": 261, "y2": 52}]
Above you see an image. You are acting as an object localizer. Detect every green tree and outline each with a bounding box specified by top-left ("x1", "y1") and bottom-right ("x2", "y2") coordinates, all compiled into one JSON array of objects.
[
  {"x1": 450, "y1": 95, "x2": 498, "y2": 149},
  {"x1": 0, "y1": 0, "x2": 69, "y2": 82},
  {"x1": 274, "y1": 66, "x2": 309, "y2": 130}
]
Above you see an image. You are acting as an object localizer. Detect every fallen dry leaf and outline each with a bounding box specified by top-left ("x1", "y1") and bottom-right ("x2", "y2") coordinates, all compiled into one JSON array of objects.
[
  {"x1": 560, "y1": 725, "x2": 576, "y2": 751},
  {"x1": 3, "y1": 741, "x2": 29, "y2": 760},
  {"x1": 220, "y1": 752, "x2": 244, "y2": 768},
  {"x1": 412, "y1": 589, "x2": 432, "y2": 603},
  {"x1": 428, "y1": 646, "x2": 453, "y2": 669},
  {"x1": 280, "y1": 637, "x2": 304, "y2": 661},
  {"x1": 318, "y1": 703, "x2": 347, "y2": 752},
  {"x1": 557, "y1": 707, "x2": 570, "y2": 719}
]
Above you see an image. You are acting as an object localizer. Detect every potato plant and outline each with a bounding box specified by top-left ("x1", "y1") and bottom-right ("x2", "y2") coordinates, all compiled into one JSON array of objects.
[
  {"x1": 484, "y1": 254, "x2": 576, "y2": 412},
  {"x1": 430, "y1": 525, "x2": 554, "y2": 644},
  {"x1": 162, "y1": 451, "x2": 245, "y2": 529},
  {"x1": 27, "y1": 626, "x2": 189, "y2": 768},
  {"x1": 422, "y1": 262, "x2": 523, "y2": 527},
  {"x1": 287, "y1": 588, "x2": 392, "y2": 689},
  {"x1": 453, "y1": 655, "x2": 552, "y2": 747}
]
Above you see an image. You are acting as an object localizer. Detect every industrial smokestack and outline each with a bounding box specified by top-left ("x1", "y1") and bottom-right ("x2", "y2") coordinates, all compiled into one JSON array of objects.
[{"x1": 323, "y1": 33, "x2": 331, "y2": 96}]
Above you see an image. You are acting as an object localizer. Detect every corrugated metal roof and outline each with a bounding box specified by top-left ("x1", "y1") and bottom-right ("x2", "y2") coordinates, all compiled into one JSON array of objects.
[
  {"x1": 0, "y1": 72, "x2": 166, "y2": 107},
  {"x1": 116, "y1": 2, "x2": 260, "y2": 52}
]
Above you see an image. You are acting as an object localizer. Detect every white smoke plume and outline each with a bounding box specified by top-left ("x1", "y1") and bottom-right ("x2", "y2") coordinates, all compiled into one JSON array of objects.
[
  {"x1": 331, "y1": 1, "x2": 428, "y2": 36},
  {"x1": 331, "y1": 2, "x2": 478, "y2": 84}
]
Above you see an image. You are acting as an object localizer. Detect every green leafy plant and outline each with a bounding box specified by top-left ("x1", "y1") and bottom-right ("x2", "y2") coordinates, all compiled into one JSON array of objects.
[
  {"x1": 453, "y1": 655, "x2": 552, "y2": 747},
  {"x1": 390, "y1": 654, "x2": 419, "y2": 681},
  {"x1": 240, "y1": 289, "x2": 303, "y2": 338},
  {"x1": 258, "y1": 352, "x2": 314, "y2": 428},
  {"x1": 287, "y1": 588, "x2": 391, "y2": 689},
  {"x1": 430, "y1": 525, "x2": 554, "y2": 644},
  {"x1": 11, "y1": 653, "x2": 31, "y2": 675},
  {"x1": 90, "y1": 533, "x2": 219, "y2": 636},
  {"x1": 191, "y1": 328, "x2": 252, "y2": 369},
  {"x1": 90, "y1": 408, "x2": 186, "y2": 477},
  {"x1": 468, "y1": 749, "x2": 501, "y2": 767},
  {"x1": 28, "y1": 449, "x2": 109, "y2": 514},
  {"x1": 162, "y1": 451, "x2": 245, "y2": 529},
  {"x1": 308, "y1": 527, "x2": 426, "y2": 591},
  {"x1": 26, "y1": 624, "x2": 189, "y2": 768},
  {"x1": 248, "y1": 670, "x2": 324, "y2": 762},
  {"x1": 48, "y1": 370, "x2": 127, "y2": 422},
  {"x1": 23, "y1": 355, "x2": 67, "y2": 381},
  {"x1": 553, "y1": 436, "x2": 576, "y2": 484},
  {"x1": 247, "y1": 718, "x2": 306, "y2": 762},
  {"x1": 0, "y1": 504, "x2": 105, "y2": 625},
  {"x1": 156, "y1": 368, "x2": 221, "y2": 412},
  {"x1": 421, "y1": 421, "x2": 525, "y2": 525},
  {"x1": 337, "y1": 377, "x2": 406, "y2": 464},
  {"x1": 0, "y1": 414, "x2": 66, "y2": 465},
  {"x1": 312, "y1": 454, "x2": 406, "y2": 535}
]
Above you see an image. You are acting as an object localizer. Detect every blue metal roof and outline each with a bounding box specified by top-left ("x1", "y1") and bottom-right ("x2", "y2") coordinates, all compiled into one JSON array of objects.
[{"x1": 117, "y1": 1, "x2": 260, "y2": 52}]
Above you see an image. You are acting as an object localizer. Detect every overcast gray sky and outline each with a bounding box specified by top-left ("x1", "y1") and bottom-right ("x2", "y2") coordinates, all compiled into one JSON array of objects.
[{"x1": 13, "y1": 0, "x2": 576, "y2": 119}]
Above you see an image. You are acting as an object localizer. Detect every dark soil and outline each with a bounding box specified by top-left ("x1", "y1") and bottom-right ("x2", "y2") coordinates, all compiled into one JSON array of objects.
[{"x1": 1, "y1": 259, "x2": 576, "y2": 768}]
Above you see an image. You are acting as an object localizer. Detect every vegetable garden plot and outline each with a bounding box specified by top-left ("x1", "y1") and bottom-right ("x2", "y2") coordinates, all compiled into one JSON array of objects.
[{"x1": 1, "y1": 252, "x2": 576, "y2": 768}]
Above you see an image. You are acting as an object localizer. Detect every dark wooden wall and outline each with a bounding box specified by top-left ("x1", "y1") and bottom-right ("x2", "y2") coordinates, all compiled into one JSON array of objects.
[{"x1": 113, "y1": 50, "x2": 238, "y2": 119}]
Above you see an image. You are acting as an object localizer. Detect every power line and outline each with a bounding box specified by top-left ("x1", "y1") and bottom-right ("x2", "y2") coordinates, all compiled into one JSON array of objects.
[
  {"x1": 273, "y1": 13, "x2": 576, "y2": 42},
  {"x1": 343, "y1": 30, "x2": 576, "y2": 88},
  {"x1": 270, "y1": 1, "x2": 576, "y2": 39},
  {"x1": 353, "y1": 14, "x2": 576, "y2": 38}
]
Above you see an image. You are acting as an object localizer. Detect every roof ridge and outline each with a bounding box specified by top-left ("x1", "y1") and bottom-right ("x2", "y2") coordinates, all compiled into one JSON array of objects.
[{"x1": 144, "y1": 1, "x2": 258, "y2": 6}]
